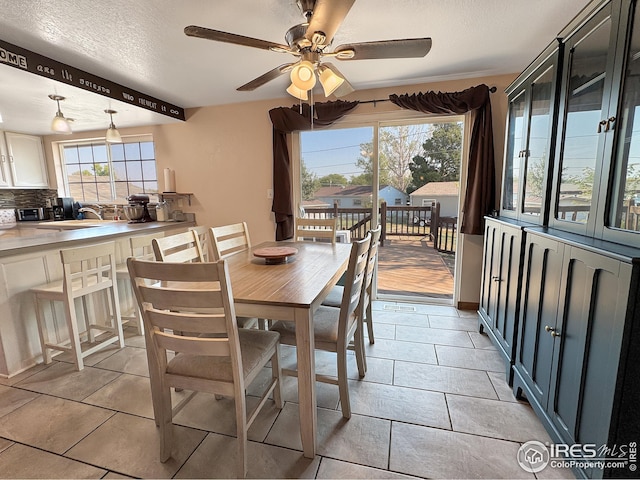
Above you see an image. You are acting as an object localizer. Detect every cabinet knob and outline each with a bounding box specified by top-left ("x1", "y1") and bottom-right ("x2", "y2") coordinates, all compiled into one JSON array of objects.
[
  {"x1": 492, "y1": 276, "x2": 501, "y2": 282},
  {"x1": 545, "y1": 325, "x2": 560, "y2": 337},
  {"x1": 0, "y1": 155, "x2": 5, "y2": 164},
  {"x1": 8, "y1": 155, "x2": 14, "y2": 164}
]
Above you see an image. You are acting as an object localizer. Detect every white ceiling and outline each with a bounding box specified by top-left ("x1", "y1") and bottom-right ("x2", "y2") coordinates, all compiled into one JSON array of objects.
[{"x1": 0, "y1": 0, "x2": 592, "y2": 136}]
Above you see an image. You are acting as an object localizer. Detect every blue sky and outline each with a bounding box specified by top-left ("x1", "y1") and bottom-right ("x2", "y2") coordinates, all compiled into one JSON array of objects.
[{"x1": 300, "y1": 127, "x2": 373, "y2": 180}]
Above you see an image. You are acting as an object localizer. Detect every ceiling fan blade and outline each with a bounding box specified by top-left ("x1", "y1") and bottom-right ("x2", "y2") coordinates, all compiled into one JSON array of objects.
[
  {"x1": 237, "y1": 64, "x2": 294, "y2": 91},
  {"x1": 305, "y1": 0, "x2": 355, "y2": 45},
  {"x1": 335, "y1": 38, "x2": 432, "y2": 60},
  {"x1": 322, "y1": 62, "x2": 355, "y2": 98},
  {"x1": 184, "y1": 25, "x2": 290, "y2": 52}
]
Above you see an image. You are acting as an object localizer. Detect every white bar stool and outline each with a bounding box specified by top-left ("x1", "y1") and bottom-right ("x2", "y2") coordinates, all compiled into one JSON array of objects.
[
  {"x1": 31, "y1": 241, "x2": 125, "y2": 371},
  {"x1": 115, "y1": 233, "x2": 160, "y2": 336}
]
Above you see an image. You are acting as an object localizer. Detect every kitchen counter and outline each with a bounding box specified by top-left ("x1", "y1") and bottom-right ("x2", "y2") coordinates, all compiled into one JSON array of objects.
[
  {"x1": 0, "y1": 220, "x2": 195, "y2": 377},
  {"x1": 0, "y1": 220, "x2": 193, "y2": 258}
]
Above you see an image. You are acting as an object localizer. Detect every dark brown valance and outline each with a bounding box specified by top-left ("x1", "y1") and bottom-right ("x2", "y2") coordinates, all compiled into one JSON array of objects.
[
  {"x1": 269, "y1": 100, "x2": 359, "y2": 240},
  {"x1": 389, "y1": 84, "x2": 495, "y2": 235}
]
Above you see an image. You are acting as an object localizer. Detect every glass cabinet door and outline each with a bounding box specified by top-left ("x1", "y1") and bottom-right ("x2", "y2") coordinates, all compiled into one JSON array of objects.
[
  {"x1": 552, "y1": 7, "x2": 614, "y2": 234},
  {"x1": 604, "y1": 0, "x2": 640, "y2": 242},
  {"x1": 502, "y1": 90, "x2": 527, "y2": 214},
  {"x1": 522, "y1": 65, "x2": 556, "y2": 219}
]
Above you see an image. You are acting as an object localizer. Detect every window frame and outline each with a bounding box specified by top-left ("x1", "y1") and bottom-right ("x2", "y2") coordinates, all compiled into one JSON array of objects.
[{"x1": 55, "y1": 134, "x2": 158, "y2": 203}]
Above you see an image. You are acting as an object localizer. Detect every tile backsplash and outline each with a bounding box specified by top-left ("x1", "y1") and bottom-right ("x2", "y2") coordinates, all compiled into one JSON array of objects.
[{"x1": 0, "y1": 189, "x2": 58, "y2": 209}]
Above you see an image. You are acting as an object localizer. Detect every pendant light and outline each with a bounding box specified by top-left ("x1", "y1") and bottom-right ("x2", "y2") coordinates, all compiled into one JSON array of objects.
[
  {"x1": 104, "y1": 109, "x2": 122, "y2": 143},
  {"x1": 290, "y1": 60, "x2": 317, "y2": 91},
  {"x1": 49, "y1": 94, "x2": 72, "y2": 134}
]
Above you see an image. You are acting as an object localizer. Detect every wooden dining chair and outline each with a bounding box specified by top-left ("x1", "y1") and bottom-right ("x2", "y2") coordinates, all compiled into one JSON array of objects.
[
  {"x1": 294, "y1": 217, "x2": 337, "y2": 244},
  {"x1": 152, "y1": 230, "x2": 204, "y2": 263},
  {"x1": 31, "y1": 241, "x2": 125, "y2": 371},
  {"x1": 210, "y1": 222, "x2": 261, "y2": 329},
  {"x1": 323, "y1": 226, "x2": 382, "y2": 349},
  {"x1": 127, "y1": 258, "x2": 283, "y2": 478},
  {"x1": 189, "y1": 225, "x2": 210, "y2": 261},
  {"x1": 270, "y1": 233, "x2": 371, "y2": 419},
  {"x1": 210, "y1": 222, "x2": 251, "y2": 260}
]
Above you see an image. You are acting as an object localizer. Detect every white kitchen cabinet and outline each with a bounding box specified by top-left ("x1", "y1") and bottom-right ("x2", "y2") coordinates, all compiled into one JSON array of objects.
[{"x1": 0, "y1": 131, "x2": 49, "y2": 188}]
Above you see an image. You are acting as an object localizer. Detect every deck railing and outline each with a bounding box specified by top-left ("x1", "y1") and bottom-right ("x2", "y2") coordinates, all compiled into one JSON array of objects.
[{"x1": 303, "y1": 202, "x2": 458, "y2": 253}]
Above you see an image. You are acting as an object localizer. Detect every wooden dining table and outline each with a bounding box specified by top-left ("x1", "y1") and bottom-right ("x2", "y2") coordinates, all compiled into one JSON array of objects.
[{"x1": 224, "y1": 240, "x2": 352, "y2": 458}]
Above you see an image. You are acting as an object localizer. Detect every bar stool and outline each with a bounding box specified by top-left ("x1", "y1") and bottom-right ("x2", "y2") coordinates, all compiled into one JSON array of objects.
[
  {"x1": 31, "y1": 241, "x2": 125, "y2": 371},
  {"x1": 115, "y1": 233, "x2": 160, "y2": 336}
]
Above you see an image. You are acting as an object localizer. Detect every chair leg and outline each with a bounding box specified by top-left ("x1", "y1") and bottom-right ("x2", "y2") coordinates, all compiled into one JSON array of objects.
[
  {"x1": 271, "y1": 345, "x2": 283, "y2": 409},
  {"x1": 109, "y1": 286, "x2": 125, "y2": 349},
  {"x1": 65, "y1": 297, "x2": 84, "y2": 371},
  {"x1": 234, "y1": 394, "x2": 248, "y2": 478},
  {"x1": 34, "y1": 296, "x2": 52, "y2": 364},
  {"x1": 337, "y1": 347, "x2": 351, "y2": 419},
  {"x1": 83, "y1": 295, "x2": 96, "y2": 343},
  {"x1": 366, "y1": 301, "x2": 375, "y2": 344},
  {"x1": 353, "y1": 326, "x2": 367, "y2": 378},
  {"x1": 158, "y1": 383, "x2": 173, "y2": 462}
]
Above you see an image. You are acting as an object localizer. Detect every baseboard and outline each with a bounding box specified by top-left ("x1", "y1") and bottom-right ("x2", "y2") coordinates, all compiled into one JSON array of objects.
[{"x1": 457, "y1": 301, "x2": 479, "y2": 311}]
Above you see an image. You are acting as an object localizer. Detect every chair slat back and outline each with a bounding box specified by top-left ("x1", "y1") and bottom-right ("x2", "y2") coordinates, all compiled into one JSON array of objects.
[
  {"x1": 60, "y1": 242, "x2": 117, "y2": 298},
  {"x1": 189, "y1": 226, "x2": 210, "y2": 261},
  {"x1": 363, "y1": 226, "x2": 382, "y2": 297},
  {"x1": 210, "y1": 222, "x2": 251, "y2": 260},
  {"x1": 152, "y1": 230, "x2": 204, "y2": 263},
  {"x1": 130, "y1": 233, "x2": 161, "y2": 262},
  {"x1": 338, "y1": 234, "x2": 371, "y2": 337},
  {"x1": 127, "y1": 258, "x2": 242, "y2": 385},
  {"x1": 295, "y1": 217, "x2": 337, "y2": 244}
]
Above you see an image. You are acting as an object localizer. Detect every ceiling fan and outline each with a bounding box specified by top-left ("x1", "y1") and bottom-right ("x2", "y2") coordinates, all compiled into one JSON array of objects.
[{"x1": 184, "y1": 0, "x2": 432, "y2": 100}]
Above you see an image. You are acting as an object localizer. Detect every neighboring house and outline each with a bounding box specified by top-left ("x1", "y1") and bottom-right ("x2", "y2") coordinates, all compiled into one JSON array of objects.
[
  {"x1": 410, "y1": 181, "x2": 460, "y2": 217},
  {"x1": 309, "y1": 184, "x2": 408, "y2": 209}
]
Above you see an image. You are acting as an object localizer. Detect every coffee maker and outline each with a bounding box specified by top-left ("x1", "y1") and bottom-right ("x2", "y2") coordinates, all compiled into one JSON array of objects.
[{"x1": 126, "y1": 194, "x2": 154, "y2": 223}]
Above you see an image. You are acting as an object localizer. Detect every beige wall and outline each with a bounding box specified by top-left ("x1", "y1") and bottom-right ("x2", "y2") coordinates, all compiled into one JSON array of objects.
[{"x1": 43, "y1": 72, "x2": 518, "y2": 304}]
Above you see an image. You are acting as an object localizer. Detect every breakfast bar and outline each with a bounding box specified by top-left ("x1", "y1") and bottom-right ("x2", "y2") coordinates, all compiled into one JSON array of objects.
[{"x1": 0, "y1": 219, "x2": 194, "y2": 378}]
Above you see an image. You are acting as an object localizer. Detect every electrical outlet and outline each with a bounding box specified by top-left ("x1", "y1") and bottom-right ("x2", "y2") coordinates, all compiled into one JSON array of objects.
[{"x1": 267, "y1": 189, "x2": 273, "y2": 199}]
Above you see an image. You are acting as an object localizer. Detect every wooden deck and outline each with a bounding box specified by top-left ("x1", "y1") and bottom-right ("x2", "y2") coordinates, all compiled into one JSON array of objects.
[{"x1": 376, "y1": 236, "x2": 454, "y2": 299}]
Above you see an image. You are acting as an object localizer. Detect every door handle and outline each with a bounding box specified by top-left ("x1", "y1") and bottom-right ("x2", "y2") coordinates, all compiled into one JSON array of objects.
[
  {"x1": 545, "y1": 325, "x2": 560, "y2": 338},
  {"x1": 492, "y1": 276, "x2": 501, "y2": 282},
  {"x1": 597, "y1": 119, "x2": 607, "y2": 133},
  {"x1": 606, "y1": 116, "x2": 616, "y2": 131}
]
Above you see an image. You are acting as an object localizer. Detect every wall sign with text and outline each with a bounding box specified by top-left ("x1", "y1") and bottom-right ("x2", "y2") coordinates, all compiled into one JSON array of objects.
[{"x1": 0, "y1": 38, "x2": 185, "y2": 121}]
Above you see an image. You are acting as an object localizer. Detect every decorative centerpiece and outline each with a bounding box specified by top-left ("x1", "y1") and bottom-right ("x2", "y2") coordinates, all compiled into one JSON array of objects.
[{"x1": 253, "y1": 246, "x2": 298, "y2": 264}]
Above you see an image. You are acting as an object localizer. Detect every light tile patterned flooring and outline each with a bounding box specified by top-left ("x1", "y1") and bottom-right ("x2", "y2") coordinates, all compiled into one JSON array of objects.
[{"x1": 0, "y1": 301, "x2": 576, "y2": 479}]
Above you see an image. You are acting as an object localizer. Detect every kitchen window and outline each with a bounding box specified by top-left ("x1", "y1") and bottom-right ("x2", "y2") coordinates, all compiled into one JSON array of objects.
[{"x1": 58, "y1": 136, "x2": 158, "y2": 202}]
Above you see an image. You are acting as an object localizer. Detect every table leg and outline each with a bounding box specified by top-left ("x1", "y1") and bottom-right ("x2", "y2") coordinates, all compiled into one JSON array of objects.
[{"x1": 294, "y1": 307, "x2": 317, "y2": 458}]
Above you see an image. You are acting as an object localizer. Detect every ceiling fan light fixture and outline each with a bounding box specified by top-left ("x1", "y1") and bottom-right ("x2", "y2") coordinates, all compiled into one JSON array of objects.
[
  {"x1": 48, "y1": 94, "x2": 72, "y2": 134},
  {"x1": 286, "y1": 83, "x2": 309, "y2": 100},
  {"x1": 290, "y1": 60, "x2": 316, "y2": 90},
  {"x1": 318, "y1": 65, "x2": 344, "y2": 96},
  {"x1": 104, "y1": 109, "x2": 122, "y2": 143}
]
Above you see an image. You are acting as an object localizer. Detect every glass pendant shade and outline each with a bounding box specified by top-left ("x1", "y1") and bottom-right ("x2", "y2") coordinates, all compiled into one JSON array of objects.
[
  {"x1": 286, "y1": 83, "x2": 309, "y2": 100},
  {"x1": 290, "y1": 61, "x2": 317, "y2": 90},
  {"x1": 49, "y1": 95, "x2": 72, "y2": 134},
  {"x1": 51, "y1": 113, "x2": 72, "y2": 134},
  {"x1": 319, "y1": 66, "x2": 345, "y2": 96},
  {"x1": 106, "y1": 125, "x2": 122, "y2": 143},
  {"x1": 104, "y1": 109, "x2": 122, "y2": 143}
]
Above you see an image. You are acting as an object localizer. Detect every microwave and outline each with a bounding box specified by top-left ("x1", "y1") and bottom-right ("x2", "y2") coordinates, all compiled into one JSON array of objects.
[{"x1": 16, "y1": 208, "x2": 47, "y2": 221}]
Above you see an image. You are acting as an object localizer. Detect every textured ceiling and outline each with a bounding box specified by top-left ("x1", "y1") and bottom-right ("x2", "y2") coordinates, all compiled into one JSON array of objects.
[{"x1": 0, "y1": 0, "x2": 592, "y2": 135}]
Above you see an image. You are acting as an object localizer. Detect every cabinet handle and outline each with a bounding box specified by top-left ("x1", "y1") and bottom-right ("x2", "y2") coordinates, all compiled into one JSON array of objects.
[
  {"x1": 597, "y1": 120, "x2": 607, "y2": 133},
  {"x1": 545, "y1": 325, "x2": 560, "y2": 338},
  {"x1": 492, "y1": 276, "x2": 500, "y2": 282},
  {"x1": 606, "y1": 116, "x2": 616, "y2": 131},
  {"x1": 0, "y1": 155, "x2": 5, "y2": 164}
]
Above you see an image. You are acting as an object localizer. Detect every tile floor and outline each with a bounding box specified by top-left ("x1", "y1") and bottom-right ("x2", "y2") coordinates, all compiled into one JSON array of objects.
[{"x1": 0, "y1": 301, "x2": 576, "y2": 479}]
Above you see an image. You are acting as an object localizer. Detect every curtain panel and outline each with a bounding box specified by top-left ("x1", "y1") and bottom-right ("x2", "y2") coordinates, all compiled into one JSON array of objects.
[
  {"x1": 389, "y1": 84, "x2": 496, "y2": 235},
  {"x1": 269, "y1": 100, "x2": 359, "y2": 240}
]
